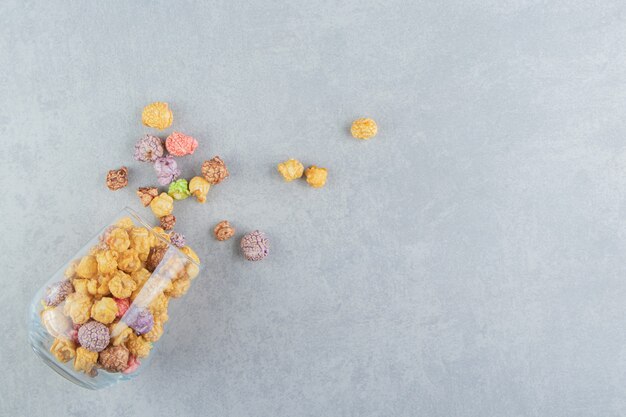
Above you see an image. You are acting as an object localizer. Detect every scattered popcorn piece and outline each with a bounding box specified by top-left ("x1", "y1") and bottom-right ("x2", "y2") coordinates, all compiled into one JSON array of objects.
[
  {"x1": 168, "y1": 179, "x2": 190, "y2": 200},
  {"x1": 136, "y1": 187, "x2": 158, "y2": 207},
  {"x1": 106, "y1": 167, "x2": 129, "y2": 190},
  {"x1": 351, "y1": 117, "x2": 378, "y2": 140},
  {"x1": 160, "y1": 215, "x2": 176, "y2": 231},
  {"x1": 150, "y1": 193, "x2": 174, "y2": 218},
  {"x1": 277, "y1": 159, "x2": 304, "y2": 181},
  {"x1": 142, "y1": 102, "x2": 173, "y2": 130},
  {"x1": 165, "y1": 132, "x2": 198, "y2": 156},
  {"x1": 133, "y1": 135, "x2": 164, "y2": 162},
  {"x1": 188, "y1": 176, "x2": 210, "y2": 203},
  {"x1": 304, "y1": 166, "x2": 328, "y2": 188},
  {"x1": 201, "y1": 156, "x2": 229, "y2": 185},
  {"x1": 214, "y1": 220, "x2": 234, "y2": 241},
  {"x1": 240, "y1": 230, "x2": 269, "y2": 261},
  {"x1": 154, "y1": 156, "x2": 181, "y2": 186}
]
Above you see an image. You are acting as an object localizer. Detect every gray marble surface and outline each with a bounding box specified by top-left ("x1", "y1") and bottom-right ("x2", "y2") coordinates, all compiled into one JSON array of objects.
[{"x1": 2, "y1": 1, "x2": 626, "y2": 416}]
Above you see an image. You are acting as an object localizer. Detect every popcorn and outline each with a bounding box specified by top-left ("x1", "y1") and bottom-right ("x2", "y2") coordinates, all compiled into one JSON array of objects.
[
  {"x1": 50, "y1": 338, "x2": 76, "y2": 363},
  {"x1": 87, "y1": 274, "x2": 112, "y2": 297},
  {"x1": 91, "y1": 297, "x2": 118, "y2": 324},
  {"x1": 166, "y1": 276, "x2": 190, "y2": 298},
  {"x1": 201, "y1": 156, "x2": 229, "y2": 185},
  {"x1": 78, "y1": 320, "x2": 110, "y2": 352},
  {"x1": 44, "y1": 280, "x2": 73, "y2": 306},
  {"x1": 168, "y1": 179, "x2": 190, "y2": 200},
  {"x1": 115, "y1": 298, "x2": 130, "y2": 319},
  {"x1": 143, "y1": 321, "x2": 163, "y2": 342},
  {"x1": 63, "y1": 292, "x2": 93, "y2": 324},
  {"x1": 64, "y1": 261, "x2": 78, "y2": 279},
  {"x1": 131, "y1": 268, "x2": 151, "y2": 288},
  {"x1": 76, "y1": 255, "x2": 98, "y2": 279},
  {"x1": 304, "y1": 166, "x2": 328, "y2": 188},
  {"x1": 149, "y1": 292, "x2": 169, "y2": 315},
  {"x1": 137, "y1": 187, "x2": 159, "y2": 207},
  {"x1": 109, "y1": 270, "x2": 137, "y2": 299},
  {"x1": 106, "y1": 228, "x2": 131, "y2": 253},
  {"x1": 126, "y1": 307, "x2": 154, "y2": 335},
  {"x1": 165, "y1": 132, "x2": 198, "y2": 156},
  {"x1": 118, "y1": 249, "x2": 142, "y2": 273},
  {"x1": 106, "y1": 167, "x2": 129, "y2": 191},
  {"x1": 125, "y1": 333, "x2": 152, "y2": 358},
  {"x1": 116, "y1": 217, "x2": 135, "y2": 229},
  {"x1": 99, "y1": 345, "x2": 130, "y2": 372},
  {"x1": 277, "y1": 159, "x2": 304, "y2": 181},
  {"x1": 41, "y1": 307, "x2": 72, "y2": 338},
  {"x1": 240, "y1": 230, "x2": 269, "y2": 261},
  {"x1": 351, "y1": 117, "x2": 378, "y2": 139},
  {"x1": 180, "y1": 246, "x2": 200, "y2": 279},
  {"x1": 142, "y1": 102, "x2": 173, "y2": 130},
  {"x1": 169, "y1": 232, "x2": 186, "y2": 248},
  {"x1": 72, "y1": 278, "x2": 88, "y2": 294},
  {"x1": 123, "y1": 354, "x2": 140, "y2": 374},
  {"x1": 188, "y1": 176, "x2": 210, "y2": 203},
  {"x1": 160, "y1": 214, "x2": 176, "y2": 231},
  {"x1": 95, "y1": 250, "x2": 118, "y2": 275},
  {"x1": 133, "y1": 135, "x2": 164, "y2": 162},
  {"x1": 129, "y1": 227, "x2": 151, "y2": 260},
  {"x1": 154, "y1": 156, "x2": 181, "y2": 186},
  {"x1": 111, "y1": 324, "x2": 132, "y2": 346},
  {"x1": 150, "y1": 193, "x2": 174, "y2": 218},
  {"x1": 146, "y1": 247, "x2": 167, "y2": 272},
  {"x1": 74, "y1": 347, "x2": 98, "y2": 374},
  {"x1": 214, "y1": 220, "x2": 234, "y2": 241},
  {"x1": 150, "y1": 226, "x2": 171, "y2": 245}
]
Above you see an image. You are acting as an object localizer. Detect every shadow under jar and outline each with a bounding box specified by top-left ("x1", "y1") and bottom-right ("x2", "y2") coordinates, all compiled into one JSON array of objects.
[{"x1": 28, "y1": 208, "x2": 202, "y2": 389}]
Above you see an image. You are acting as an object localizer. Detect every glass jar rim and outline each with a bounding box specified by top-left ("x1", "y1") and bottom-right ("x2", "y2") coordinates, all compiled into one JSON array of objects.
[{"x1": 122, "y1": 206, "x2": 201, "y2": 269}]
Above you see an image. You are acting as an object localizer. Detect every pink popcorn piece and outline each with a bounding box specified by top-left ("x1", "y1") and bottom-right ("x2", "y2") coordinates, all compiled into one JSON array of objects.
[
  {"x1": 115, "y1": 298, "x2": 130, "y2": 319},
  {"x1": 165, "y1": 132, "x2": 198, "y2": 157},
  {"x1": 123, "y1": 355, "x2": 141, "y2": 374}
]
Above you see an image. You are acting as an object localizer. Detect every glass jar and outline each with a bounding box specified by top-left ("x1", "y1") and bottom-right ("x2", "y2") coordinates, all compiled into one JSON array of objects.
[{"x1": 28, "y1": 207, "x2": 202, "y2": 389}]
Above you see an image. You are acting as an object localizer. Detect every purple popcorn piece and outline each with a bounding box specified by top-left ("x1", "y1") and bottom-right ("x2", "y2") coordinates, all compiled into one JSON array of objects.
[
  {"x1": 126, "y1": 307, "x2": 154, "y2": 335},
  {"x1": 169, "y1": 232, "x2": 186, "y2": 248},
  {"x1": 154, "y1": 156, "x2": 181, "y2": 186},
  {"x1": 78, "y1": 320, "x2": 110, "y2": 352},
  {"x1": 134, "y1": 135, "x2": 164, "y2": 162},
  {"x1": 240, "y1": 230, "x2": 269, "y2": 261},
  {"x1": 44, "y1": 280, "x2": 74, "y2": 307}
]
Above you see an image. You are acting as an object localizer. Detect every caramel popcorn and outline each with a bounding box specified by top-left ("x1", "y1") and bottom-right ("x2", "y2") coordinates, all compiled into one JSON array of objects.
[
  {"x1": 72, "y1": 278, "x2": 88, "y2": 294},
  {"x1": 149, "y1": 292, "x2": 169, "y2": 315},
  {"x1": 106, "y1": 166, "x2": 129, "y2": 191},
  {"x1": 106, "y1": 228, "x2": 131, "y2": 252},
  {"x1": 131, "y1": 268, "x2": 151, "y2": 288},
  {"x1": 63, "y1": 292, "x2": 93, "y2": 324},
  {"x1": 116, "y1": 217, "x2": 134, "y2": 229},
  {"x1": 143, "y1": 321, "x2": 163, "y2": 343},
  {"x1": 87, "y1": 274, "x2": 112, "y2": 297},
  {"x1": 109, "y1": 271, "x2": 137, "y2": 299},
  {"x1": 201, "y1": 156, "x2": 229, "y2": 185},
  {"x1": 214, "y1": 220, "x2": 235, "y2": 241},
  {"x1": 351, "y1": 117, "x2": 378, "y2": 139},
  {"x1": 95, "y1": 250, "x2": 118, "y2": 275},
  {"x1": 150, "y1": 192, "x2": 174, "y2": 218},
  {"x1": 74, "y1": 347, "x2": 98, "y2": 374},
  {"x1": 146, "y1": 247, "x2": 167, "y2": 272},
  {"x1": 99, "y1": 345, "x2": 130, "y2": 372},
  {"x1": 130, "y1": 228, "x2": 151, "y2": 261},
  {"x1": 150, "y1": 226, "x2": 171, "y2": 246},
  {"x1": 136, "y1": 187, "x2": 159, "y2": 207},
  {"x1": 304, "y1": 166, "x2": 328, "y2": 188},
  {"x1": 125, "y1": 333, "x2": 152, "y2": 358},
  {"x1": 91, "y1": 297, "x2": 118, "y2": 324},
  {"x1": 180, "y1": 246, "x2": 200, "y2": 279},
  {"x1": 118, "y1": 249, "x2": 142, "y2": 273},
  {"x1": 142, "y1": 101, "x2": 173, "y2": 130},
  {"x1": 111, "y1": 323, "x2": 132, "y2": 346},
  {"x1": 166, "y1": 276, "x2": 190, "y2": 298},
  {"x1": 76, "y1": 255, "x2": 98, "y2": 279},
  {"x1": 188, "y1": 176, "x2": 210, "y2": 203},
  {"x1": 50, "y1": 338, "x2": 76, "y2": 363},
  {"x1": 160, "y1": 214, "x2": 176, "y2": 231},
  {"x1": 277, "y1": 159, "x2": 304, "y2": 181}
]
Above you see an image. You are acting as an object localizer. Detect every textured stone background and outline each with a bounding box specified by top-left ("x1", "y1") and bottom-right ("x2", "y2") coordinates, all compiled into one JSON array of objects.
[{"x1": 2, "y1": 1, "x2": 626, "y2": 416}]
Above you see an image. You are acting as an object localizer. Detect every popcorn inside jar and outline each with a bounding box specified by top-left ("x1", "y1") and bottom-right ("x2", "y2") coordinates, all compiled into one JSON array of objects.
[{"x1": 28, "y1": 208, "x2": 202, "y2": 390}]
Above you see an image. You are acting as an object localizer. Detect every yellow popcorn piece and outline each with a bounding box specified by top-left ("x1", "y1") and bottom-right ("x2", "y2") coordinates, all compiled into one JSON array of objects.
[
  {"x1": 277, "y1": 159, "x2": 304, "y2": 182},
  {"x1": 351, "y1": 117, "x2": 378, "y2": 140},
  {"x1": 150, "y1": 193, "x2": 174, "y2": 218},
  {"x1": 304, "y1": 166, "x2": 328, "y2": 188},
  {"x1": 130, "y1": 227, "x2": 151, "y2": 260},
  {"x1": 64, "y1": 260, "x2": 78, "y2": 279},
  {"x1": 116, "y1": 216, "x2": 135, "y2": 229},
  {"x1": 109, "y1": 270, "x2": 137, "y2": 299},
  {"x1": 74, "y1": 347, "x2": 98, "y2": 374},
  {"x1": 126, "y1": 333, "x2": 152, "y2": 358},
  {"x1": 149, "y1": 292, "x2": 169, "y2": 315},
  {"x1": 142, "y1": 102, "x2": 173, "y2": 130},
  {"x1": 72, "y1": 278, "x2": 88, "y2": 294},
  {"x1": 50, "y1": 338, "x2": 76, "y2": 363},
  {"x1": 166, "y1": 276, "x2": 190, "y2": 298},
  {"x1": 63, "y1": 292, "x2": 93, "y2": 324},
  {"x1": 149, "y1": 226, "x2": 171, "y2": 246},
  {"x1": 131, "y1": 268, "x2": 151, "y2": 288},
  {"x1": 143, "y1": 321, "x2": 163, "y2": 343},
  {"x1": 111, "y1": 323, "x2": 132, "y2": 346},
  {"x1": 188, "y1": 176, "x2": 210, "y2": 203},
  {"x1": 95, "y1": 250, "x2": 118, "y2": 275},
  {"x1": 118, "y1": 249, "x2": 142, "y2": 273},
  {"x1": 106, "y1": 228, "x2": 130, "y2": 252},
  {"x1": 76, "y1": 255, "x2": 98, "y2": 279},
  {"x1": 91, "y1": 297, "x2": 118, "y2": 324}
]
